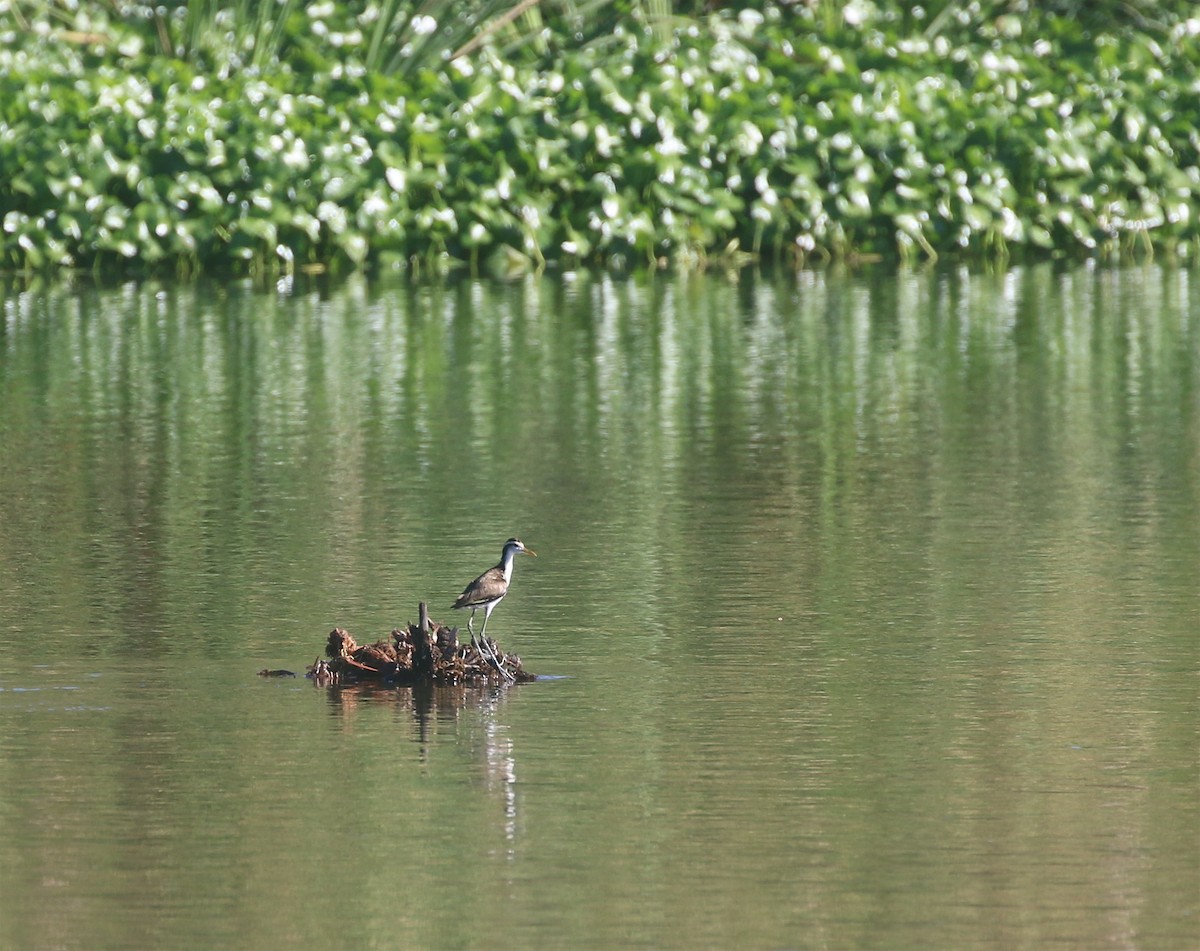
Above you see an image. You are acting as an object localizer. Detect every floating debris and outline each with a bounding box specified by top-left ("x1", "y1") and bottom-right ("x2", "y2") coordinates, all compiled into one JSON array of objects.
[{"x1": 303, "y1": 602, "x2": 535, "y2": 687}]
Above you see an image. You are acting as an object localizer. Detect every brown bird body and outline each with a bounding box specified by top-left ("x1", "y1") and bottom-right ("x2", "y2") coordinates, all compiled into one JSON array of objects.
[
  {"x1": 453, "y1": 565, "x2": 510, "y2": 611},
  {"x1": 452, "y1": 537, "x2": 536, "y2": 680}
]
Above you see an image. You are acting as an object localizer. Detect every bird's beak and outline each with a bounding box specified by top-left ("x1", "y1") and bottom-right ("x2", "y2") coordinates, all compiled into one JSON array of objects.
[{"x1": 524, "y1": 547, "x2": 537, "y2": 557}]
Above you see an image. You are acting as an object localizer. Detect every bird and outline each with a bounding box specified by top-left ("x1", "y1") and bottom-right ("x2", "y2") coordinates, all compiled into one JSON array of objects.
[{"x1": 452, "y1": 537, "x2": 536, "y2": 680}]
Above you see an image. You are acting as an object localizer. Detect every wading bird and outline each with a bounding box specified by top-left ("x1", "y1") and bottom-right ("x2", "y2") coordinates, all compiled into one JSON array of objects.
[{"x1": 452, "y1": 537, "x2": 536, "y2": 680}]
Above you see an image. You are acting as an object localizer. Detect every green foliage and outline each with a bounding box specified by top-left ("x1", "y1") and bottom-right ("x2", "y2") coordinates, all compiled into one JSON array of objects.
[
  {"x1": 174, "y1": 0, "x2": 301, "y2": 71},
  {"x1": 1, "y1": 1, "x2": 1199, "y2": 273}
]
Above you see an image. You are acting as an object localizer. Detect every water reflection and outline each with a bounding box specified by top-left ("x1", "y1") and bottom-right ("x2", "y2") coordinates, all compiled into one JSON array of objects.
[{"x1": 0, "y1": 264, "x2": 1197, "y2": 950}]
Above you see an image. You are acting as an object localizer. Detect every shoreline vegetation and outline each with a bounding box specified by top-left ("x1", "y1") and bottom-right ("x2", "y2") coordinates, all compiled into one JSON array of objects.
[{"x1": 2, "y1": 1, "x2": 1199, "y2": 276}]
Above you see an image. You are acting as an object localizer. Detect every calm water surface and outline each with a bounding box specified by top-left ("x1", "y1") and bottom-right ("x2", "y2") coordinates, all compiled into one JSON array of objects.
[{"x1": 0, "y1": 265, "x2": 1196, "y2": 950}]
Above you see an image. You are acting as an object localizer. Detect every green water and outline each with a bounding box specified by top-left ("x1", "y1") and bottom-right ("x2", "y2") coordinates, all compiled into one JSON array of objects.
[{"x1": 0, "y1": 265, "x2": 1196, "y2": 950}]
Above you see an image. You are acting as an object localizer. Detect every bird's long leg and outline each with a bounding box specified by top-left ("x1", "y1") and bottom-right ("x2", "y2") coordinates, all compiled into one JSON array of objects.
[
  {"x1": 477, "y1": 611, "x2": 500, "y2": 673},
  {"x1": 469, "y1": 608, "x2": 497, "y2": 674},
  {"x1": 477, "y1": 609, "x2": 514, "y2": 682},
  {"x1": 467, "y1": 611, "x2": 479, "y2": 655}
]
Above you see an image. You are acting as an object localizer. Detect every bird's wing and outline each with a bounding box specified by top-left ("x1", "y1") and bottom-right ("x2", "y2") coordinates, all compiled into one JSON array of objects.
[{"x1": 453, "y1": 567, "x2": 506, "y2": 608}]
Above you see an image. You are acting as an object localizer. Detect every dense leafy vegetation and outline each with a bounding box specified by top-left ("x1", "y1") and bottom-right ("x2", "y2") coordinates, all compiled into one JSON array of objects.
[{"x1": 2, "y1": 1, "x2": 1199, "y2": 274}]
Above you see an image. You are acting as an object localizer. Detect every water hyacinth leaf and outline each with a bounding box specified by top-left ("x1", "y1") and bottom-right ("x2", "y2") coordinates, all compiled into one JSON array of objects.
[
  {"x1": 19, "y1": 232, "x2": 45, "y2": 267},
  {"x1": 962, "y1": 204, "x2": 992, "y2": 232},
  {"x1": 894, "y1": 211, "x2": 926, "y2": 236},
  {"x1": 2, "y1": 1, "x2": 1200, "y2": 270},
  {"x1": 838, "y1": 184, "x2": 873, "y2": 219},
  {"x1": 239, "y1": 216, "x2": 278, "y2": 245},
  {"x1": 291, "y1": 211, "x2": 321, "y2": 242},
  {"x1": 340, "y1": 230, "x2": 369, "y2": 264}
]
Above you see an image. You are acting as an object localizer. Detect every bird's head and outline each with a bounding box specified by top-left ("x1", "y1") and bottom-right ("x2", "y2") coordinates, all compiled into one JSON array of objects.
[{"x1": 504, "y1": 537, "x2": 536, "y2": 558}]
